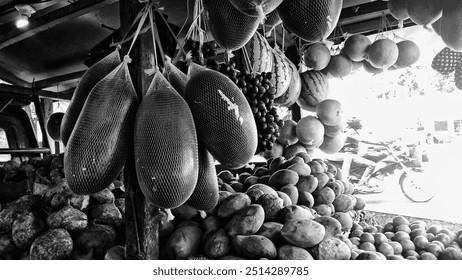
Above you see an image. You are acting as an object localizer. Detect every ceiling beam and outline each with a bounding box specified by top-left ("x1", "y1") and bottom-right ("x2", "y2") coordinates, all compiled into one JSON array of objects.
[
  {"x1": 0, "y1": 64, "x2": 30, "y2": 87},
  {"x1": 0, "y1": 0, "x2": 118, "y2": 49},
  {"x1": 33, "y1": 70, "x2": 85, "y2": 89},
  {"x1": 0, "y1": 83, "x2": 73, "y2": 101}
]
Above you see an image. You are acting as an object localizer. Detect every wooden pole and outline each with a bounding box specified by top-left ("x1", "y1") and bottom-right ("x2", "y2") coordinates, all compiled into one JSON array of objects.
[{"x1": 119, "y1": 0, "x2": 159, "y2": 260}]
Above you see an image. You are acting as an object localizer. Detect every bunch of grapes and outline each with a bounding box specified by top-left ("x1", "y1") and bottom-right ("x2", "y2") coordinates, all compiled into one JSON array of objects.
[{"x1": 215, "y1": 62, "x2": 284, "y2": 153}]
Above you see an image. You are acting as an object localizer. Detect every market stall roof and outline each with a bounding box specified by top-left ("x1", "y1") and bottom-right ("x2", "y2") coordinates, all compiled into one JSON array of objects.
[{"x1": 0, "y1": 0, "x2": 416, "y2": 102}]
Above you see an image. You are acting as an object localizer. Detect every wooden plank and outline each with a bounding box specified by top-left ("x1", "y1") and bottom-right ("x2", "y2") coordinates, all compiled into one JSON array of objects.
[
  {"x1": 0, "y1": 0, "x2": 118, "y2": 49},
  {"x1": 0, "y1": 84, "x2": 73, "y2": 100},
  {"x1": 0, "y1": 64, "x2": 30, "y2": 87},
  {"x1": 33, "y1": 70, "x2": 85, "y2": 89}
]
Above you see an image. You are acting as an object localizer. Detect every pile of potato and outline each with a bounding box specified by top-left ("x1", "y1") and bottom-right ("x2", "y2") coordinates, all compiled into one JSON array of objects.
[
  {"x1": 159, "y1": 152, "x2": 367, "y2": 260},
  {"x1": 0, "y1": 169, "x2": 126, "y2": 260}
]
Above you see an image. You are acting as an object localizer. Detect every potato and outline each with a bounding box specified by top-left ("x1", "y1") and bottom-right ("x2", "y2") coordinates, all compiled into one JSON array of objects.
[
  {"x1": 310, "y1": 237, "x2": 351, "y2": 260},
  {"x1": 218, "y1": 193, "x2": 251, "y2": 218},
  {"x1": 326, "y1": 181, "x2": 344, "y2": 196},
  {"x1": 219, "y1": 183, "x2": 235, "y2": 193},
  {"x1": 256, "y1": 193, "x2": 284, "y2": 221},
  {"x1": 258, "y1": 175, "x2": 270, "y2": 185},
  {"x1": 12, "y1": 212, "x2": 45, "y2": 250},
  {"x1": 253, "y1": 166, "x2": 269, "y2": 177},
  {"x1": 172, "y1": 203, "x2": 200, "y2": 221},
  {"x1": 75, "y1": 224, "x2": 116, "y2": 259},
  {"x1": 243, "y1": 175, "x2": 260, "y2": 188},
  {"x1": 89, "y1": 203, "x2": 123, "y2": 228},
  {"x1": 207, "y1": 191, "x2": 232, "y2": 215},
  {"x1": 230, "y1": 182, "x2": 246, "y2": 192},
  {"x1": 256, "y1": 222, "x2": 284, "y2": 245},
  {"x1": 298, "y1": 191, "x2": 315, "y2": 208},
  {"x1": 353, "y1": 196, "x2": 366, "y2": 210},
  {"x1": 220, "y1": 255, "x2": 248, "y2": 260},
  {"x1": 226, "y1": 204, "x2": 265, "y2": 237},
  {"x1": 332, "y1": 212, "x2": 354, "y2": 232},
  {"x1": 276, "y1": 191, "x2": 292, "y2": 207},
  {"x1": 30, "y1": 228, "x2": 73, "y2": 260},
  {"x1": 314, "y1": 216, "x2": 342, "y2": 238},
  {"x1": 296, "y1": 175, "x2": 318, "y2": 193},
  {"x1": 281, "y1": 219, "x2": 325, "y2": 248},
  {"x1": 217, "y1": 170, "x2": 235, "y2": 183},
  {"x1": 238, "y1": 172, "x2": 252, "y2": 184},
  {"x1": 232, "y1": 235, "x2": 277, "y2": 259},
  {"x1": 287, "y1": 162, "x2": 312, "y2": 177},
  {"x1": 278, "y1": 244, "x2": 314, "y2": 260},
  {"x1": 90, "y1": 188, "x2": 115, "y2": 205},
  {"x1": 308, "y1": 161, "x2": 325, "y2": 173},
  {"x1": 279, "y1": 156, "x2": 304, "y2": 170},
  {"x1": 0, "y1": 194, "x2": 41, "y2": 232},
  {"x1": 313, "y1": 187, "x2": 336, "y2": 205},
  {"x1": 332, "y1": 194, "x2": 356, "y2": 212},
  {"x1": 165, "y1": 225, "x2": 202, "y2": 260},
  {"x1": 268, "y1": 169, "x2": 299, "y2": 189},
  {"x1": 204, "y1": 228, "x2": 232, "y2": 259},
  {"x1": 104, "y1": 245, "x2": 126, "y2": 260},
  {"x1": 313, "y1": 204, "x2": 333, "y2": 216},
  {"x1": 202, "y1": 216, "x2": 221, "y2": 235},
  {"x1": 69, "y1": 194, "x2": 90, "y2": 211},
  {"x1": 0, "y1": 234, "x2": 17, "y2": 256},
  {"x1": 279, "y1": 184, "x2": 299, "y2": 205},
  {"x1": 46, "y1": 205, "x2": 88, "y2": 233},
  {"x1": 268, "y1": 156, "x2": 286, "y2": 174},
  {"x1": 312, "y1": 172, "x2": 329, "y2": 188},
  {"x1": 278, "y1": 205, "x2": 314, "y2": 224},
  {"x1": 246, "y1": 184, "x2": 278, "y2": 202}
]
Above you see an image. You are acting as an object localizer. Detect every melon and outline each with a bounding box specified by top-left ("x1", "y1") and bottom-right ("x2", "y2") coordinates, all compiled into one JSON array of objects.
[
  {"x1": 316, "y1": 99, "x2": 343, "y2": 126},
  {"x1": 323, "y1": 122, "x2": 344, "y2": 137},
  {"x1": 388, "y1": 0, "x2": 409, "y2": 21},
  {"x1": 274, "y1": 56, "x2": 302, "y2": 107},
  {"x1": 323, "y1": 53, "x2": 353, "y2": 79},
  {"x1": 185, "y1": 70, "x2": 258, "y2": 169},
  {"x1": 407, "y1": 0, "x2": 443, "y2": 27},
  {"x1": 296, "y1": 116, "x2": 325, "y2": 146},
  {"x1": 264, "y1": 9, "x2": 282, "y2": 29},
  {"x1": 363, "y1": 60, "x2": 384, "y2": 75},
  {"x1": 366, "y1": 38, "x2": 399, "y2": 69},
  {"x1": 441, "y1": 0, "x2": 462, "y2": 52},
  {"x1": 203, "y1": 0, "x2": 260, "y2": 51},
  {"x1": 47, "y1": 112, "x2": 64, "y2": 142},
  {"x1": 230, "y1": 0, "x2": 284, "y2": 19},
  {"x1": 233, "y1": 31, "x2": 273, "y2": 74},
  {"x1": 277, "y1": 0, "x2": 343, "y2": 42},
  {"x1": 271, "y1": 48, "x2": 292, "y2": 98},
  {"x1": 297, "y1": 70, "x2": 330, "y2": 112},
  {"x1": 342, "y1": 34, "x2": 372, "y2": 62},
  {"x1": 393, "y1": 40, "x2": 420, "y2": 68},
  {"x1": 303, "y1": 43, "x2": 331, "y2": 70}
]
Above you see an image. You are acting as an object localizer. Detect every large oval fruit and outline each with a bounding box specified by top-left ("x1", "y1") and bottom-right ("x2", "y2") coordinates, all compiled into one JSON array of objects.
[
  {"x1": 342, "y1": 34, "x2": 372, "y2": 62},
  {"x1": 65, "y1": 61, "x2": 138, "y2": 195},
  {"x1": 441, "y1": 1, "x2": 462, "y2": 52},
  {"x1": 323, "y1": 53, "x2": 353, "y2": 79},
  {"x1": 296, "y1": 116, "x2": 325, "y2": 146},
  {"x1": 271, "y1": 48, "x2": 292, "y2": 98},
  {"x1": 135, "y1": 73, "x2": 198, "y2": 209},
  {"x1": 47, "y1": 112, "x2": 64, "y2": 142},
  {"x1": 393, "y1": 40, "x2": 421, "y2": 68},
  {"x1": 316, "y1": 99, "x2": 343, "y2": 126},
  {"x1": 275, "y1": 56, "x2": 302, "y2": 107},
  {"x1": 185, "y1": 70, "x2": 258, "y2": 169},
  {"x1": 363, "y1": 60, "x2": 384, "y2": 75},
  {"x1": 234, "y1": 31, "x2": 273, "y2": 74},
  {"x1": 303, "y1": 43, "x2": 331, "y2": 70},
  {"x1": 277, "y1": 0, "x2": 343, "y2": 42},
  {"x1": 204, "y1": 0, "x2": 260, "y2": 51},
  {"x1": 281, "y1": 218, "x2": 325, "y2": 248},
  {"x1": 367, "y1": 38, "x2": 399, "y2": 69},
  {"x1": 388, "y1": 0, "x2": 409, "y2": 21},
  {"x1": 297, "y1": 70, "x2": 330, "y2": 112},
  {"x1": 407, "y1": 0, "x2": 443, "y2": 27}
]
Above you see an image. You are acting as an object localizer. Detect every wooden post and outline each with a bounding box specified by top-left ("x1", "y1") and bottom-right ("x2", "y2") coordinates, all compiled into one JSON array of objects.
[{"x1": 119, "y1": 0, "x2": 159, "y2": 260}]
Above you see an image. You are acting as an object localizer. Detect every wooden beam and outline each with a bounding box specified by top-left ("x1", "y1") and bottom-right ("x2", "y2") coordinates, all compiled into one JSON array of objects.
[
  {"x1": 33, "y1": 70, "x2": 85, "y2": 89},
  {"x1": 0, "y1": 84, "x2": 73, "y2": 101},
  {"x1": 0, "y1": 64, "x2": 30, "y2": 87},
  {"x1": 0, "y1": 0, "x2": 118, "y2": 49}
]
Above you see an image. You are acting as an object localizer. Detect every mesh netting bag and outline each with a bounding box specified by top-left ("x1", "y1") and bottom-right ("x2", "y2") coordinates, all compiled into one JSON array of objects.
[
  {"x1": 64, "y1": 60, "x2": 138, "y2": 195},
  {"x1": 60, "y1": 50, "x2": 121, "y2": 146},
  {"x1": 203, "y1": 0, "x2": 260, "y2": 51},
  {"x1": 134, "y1": 71, "x2": 199, "y2": 209},
  {"x1": 186, "y1": 141, "x2": 219, "y2": 211},
  {"x1": 163, "y1": 60, "x2": 189, "y2": 97}
]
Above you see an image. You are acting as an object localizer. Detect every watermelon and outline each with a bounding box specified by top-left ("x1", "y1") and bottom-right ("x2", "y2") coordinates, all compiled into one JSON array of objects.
[
  {"x1": 185, "y1": 70, "x2": 257, "y2": 169},
  {"x1": 233, "y1": 31, "x2": 273, "y2": 74},
  {"x1": 64, "y1": 61, "x2": 138, "y2": 195},
  {"x1": 46, "y1": 112, "x2": 64, "y2": 142},
  {"x1": 277, "y1": 0, "x2": 343, "y2": 42},
  {"x1": 275, "y1": 56, "x2": 301, "y2": 107},
  {"x1": 297, "y1": 70, "x2": 330, "y2": 112},
  {"x1": 441, "y1": 0, "x2": 462, "y2": 51},
  {"x1": 134, "y1": 72, "x2": 199, "y2": 209},
  {"x1": 204, "y1": 0, "x2": 260, "y2": 51},
  {"x1": 271, "y1": 48, "x2": 292, "y2": 98}
]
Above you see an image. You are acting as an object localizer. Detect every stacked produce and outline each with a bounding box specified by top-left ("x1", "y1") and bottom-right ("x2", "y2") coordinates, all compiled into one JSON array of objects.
[{"x1": 0, "y1": 155, "x2": 127, "y2": 260}]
